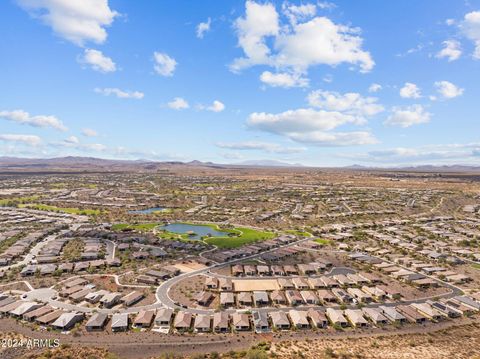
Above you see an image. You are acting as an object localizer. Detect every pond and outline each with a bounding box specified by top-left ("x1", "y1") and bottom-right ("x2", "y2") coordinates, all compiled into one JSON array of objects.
[
  {"x1": 128, "y1": 207, "x2": 167, "y2": 214},
  {"x1": 158, "y1": 223, "x2": 228, "y2": 240}
]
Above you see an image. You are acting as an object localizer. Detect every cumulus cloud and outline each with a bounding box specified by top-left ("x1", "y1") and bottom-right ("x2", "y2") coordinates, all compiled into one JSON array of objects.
[
  {"x1": 285, "y1": 131, "x2": 378, "y2": 146},
  {"x1": 94, "y1": 87, "x2": 144, "y2": 99},
  {"x1": 461, "y1": 10, "x2": 480, "y2": 59},
  {"x1": 399, "y1": 82, "x2": 421, "y2": 99},
  {"x1": 167, "y1": 97, "x2": 189, "y2": 110},
  {"x1": 282, "y1": 2, "x2": 317, "y2": 25},
  {"x1": 247, "y1": 87, "x2": 382, "y2": 147},
  {"x1": 0, "y1": 109, "x2": 67, "y2": 131},
  {"x1": 384, "y1": 105, "x2": 431, "y2": 128},
  {"x1": 247, "y1": 108, "x2": 377, "y2": 146},
  {"x1": 436, "y1": 40, "x2": 462, "y2": 61},
  {"x1": 260, "y1": 71, "x2": 308, "y2": 88},
  {"x1": 341, "y1": 142, "x2": 480, "y2": 165},
  {"x1": 216, "y1": 141, "x2": 305, "y2": 154},
  {"x1": 80, "y1": 49, "x2": 116, "y2": 73},
  {"x1": 434, "y1": 80, "x2": 464, "y2": 99},
  {"x1": 200, "y1": 100, "x2": 225, "y2": 112},
  {"x1": 52, "y1": 137, "x2": 107, "y2": 152},
  {"x1": 231, "y1": 1, "x2": 374, "y2": 77},
  {"x1": 0, "y1": 134, "x2": 42, "y2": 146},
  {"x1": 368, "y1": 83, "x2": 382, "y2": 93},
  {"x1": 307, "y1": 90, "x2": 384, "y2": 118},
  {"x1": 16, "y1": 0, "x2": 118, "y2": 46},
  {"x1": 82, "y1": 128, "x2": 98, "y2": 137},
  {"x1": 64, "y1": 135, "x2": 79, "y2": 144},
  {"x1": 153, "y1": 52, "x2": 177, "y2": 77},
  {"x1": 248, "y1": 108, "x2": 361, "y2": 133},
  {"x1": 196, "y1": 18, "x2": 211, "y2": 38}
]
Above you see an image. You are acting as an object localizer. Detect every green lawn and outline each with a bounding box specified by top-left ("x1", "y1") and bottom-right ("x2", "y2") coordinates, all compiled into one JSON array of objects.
[
  {"x1": 111, "y1": 221, "x2": 276, "y2": 248},
  {"x1": 314, "y1": 238, "x2": 332, "y2": 246},
  {"x1": 19, "y1": 203, "x2": 101, "y2": 216},
  {"x1": 0, "y1": 195, "x2": 40, "y2": 206},
  {"x1": 204, "y1": 227, "x2": 276, "y2": 248}
]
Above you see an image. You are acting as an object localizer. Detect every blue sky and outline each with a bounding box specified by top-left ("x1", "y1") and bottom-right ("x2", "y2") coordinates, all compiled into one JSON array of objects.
[{"x1": 0, "y1": 0, "x2": 479, "y2": 167}]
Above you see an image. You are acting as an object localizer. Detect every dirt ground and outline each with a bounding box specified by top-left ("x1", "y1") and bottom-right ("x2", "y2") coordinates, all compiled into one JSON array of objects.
[
  {"x1": 1, "y1": 317, "x2": 479, "y2": 359},
  {"x1": 169, "y1": 274, "x2": 218, "y2": 309},
  {"x1": 232, "y1": 279, "x2": 280, "y2": 291},
  {"x1": 0, "y1": 281, "x2": 31, "y2": 293}
]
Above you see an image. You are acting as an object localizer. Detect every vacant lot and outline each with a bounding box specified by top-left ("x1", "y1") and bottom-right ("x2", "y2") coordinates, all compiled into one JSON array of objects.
[{"x1": 232, "y1": 278, "x2": 280, "y2": 291}]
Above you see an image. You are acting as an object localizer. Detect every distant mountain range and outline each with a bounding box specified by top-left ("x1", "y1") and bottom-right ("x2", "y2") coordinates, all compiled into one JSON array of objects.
[
  {"x1": 0, "y1": 156, "x2": 479, "y2": 172},
  {"x1": 234, "y1": 159, "x2": 304, "y2": 167},
  {"x1": 344, "y1": 164, "x2": 480, "y2": 173}
]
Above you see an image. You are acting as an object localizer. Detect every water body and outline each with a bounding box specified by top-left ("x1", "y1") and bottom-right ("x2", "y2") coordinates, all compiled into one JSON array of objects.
[
  {"x1": 128, "y1": 207, "x2": 167, "y2": 214},
  {"x1": 158, "y1": 223, "x2": 227, "y2": 240}
]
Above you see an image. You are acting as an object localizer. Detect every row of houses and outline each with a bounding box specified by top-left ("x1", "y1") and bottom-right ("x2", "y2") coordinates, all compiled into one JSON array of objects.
[
  {"x1": 206, "y1": 271, "x2": 382, "y2": 293},
  {"x1": 0, "y1": 231, "x2": 45, "y2": 266},
  {"x1": 229, "y1": 260, "x2": 333, "y2": 277},
  {"x1": 211, "y1": 284, "x2": 399, "y2": 308},
  {"x1": 20, "y1": 257, "x2": 121, "y2": 276},
  {"x1": 0, "y1": 295, "x2": 84, "y2": 331},
  {"x1": 58, "y1": 278, "x2": 145, "y2": 308},
  {"x1": 136, "y1": 267, "x2": 181, "y2": 285},
  {"x1": 1, "y1": 289, "x2": 478, "y2": 334}
]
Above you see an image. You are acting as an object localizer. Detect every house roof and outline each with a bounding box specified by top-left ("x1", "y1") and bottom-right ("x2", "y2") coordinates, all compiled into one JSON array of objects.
[{"x1": 86, "y1": 313, "x2": 108, "y2": 327}]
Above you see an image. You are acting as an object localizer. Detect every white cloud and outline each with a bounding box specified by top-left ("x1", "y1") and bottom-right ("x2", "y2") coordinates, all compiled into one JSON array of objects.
[
  {"x1": 17, "y1": 0, "x2": 118, "y2": 46},
  {"x1": 64, "y1": 135, "x2": 79, "y2": 144},
  {"x1": 0, "y1": 109, "x2": 67, "y2": 131},
  {"x1": 0, "y1": 134, "x2": 42, "y2": 146},
  {"x1": 196, "y1": 18, "x2": 211, "y2": 38},
  {"x1": 384, "y1": 105, "x2": 431, "y2": 128},
  {"x1": 204, "y1": 100, "x2": 225, "y2": 112},
  {"x1": 260, "y1": 71, "x2": 308, "y2": 88},
  {"x1": 368, "y1": 83, "x2": 382, "y2": 93},
  {"x1": 434, "y1": 80, "x2": 464, "y2": 99},
  {"x1": 94, "y1": 87, "x2": 144, "y2": 99},
  {"x1": 167, "y1": 97, "x2": 189, "y2": 110},
  {"x1": 285, "y1": 131, "x2": 378, "y2": 146},
  {"x1": 231, "y1": 1, "x2": 374, "y2": 76},
  {"x1": 153, "y1": 52, "x2": 177, "y2": 77},
  {"x1": 446, "y1": 19, "x2": 455, "y2": 26},
  {"x1": 461, "y1": 11, "x2": 480, "y2": 59},
  {"x1": 80, "y1": 49, "x2": 116, "y2": 73},
  {"x1": 399, "y1": 82, "x2": 421, "y2": 99},
  {"x1": 216, "y1": 141, "x2": 305, "y2": 154},
  {"x1": 53, "y1": 137, "x2": 106, "y2": 152},
  {"x1": 436, "y1": 40, "x2": 462, "y2": 61},
  {"x1": 246, "y1": 108, "x2": 377, "y2": 146},
  {"x1": 307, "y1": 90, "x2": 384, "y2": 118},
  {"x1": 248, "y1": 108, "x2": 362, "y2": 133},
  {"x1": 341, "y1": 143, "x2": 480, "y2": 165},
  {"x1": 282, "y1": 2, "x2": 316, "y2": 25},
  {"x1": 82, "y1": 128, "x2": 98, "y2": 137},
  {"x1": 232, "y1": 1, "x2": 279, "y2": 70},
  {"x1": 317, "y1": 1, "x2": 336, "y2": 10}
]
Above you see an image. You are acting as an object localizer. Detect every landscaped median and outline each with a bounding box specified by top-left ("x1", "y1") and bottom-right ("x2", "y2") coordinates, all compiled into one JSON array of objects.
[{"x1": 18, "y1": 203, "x2": 102, "y2": 216}]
